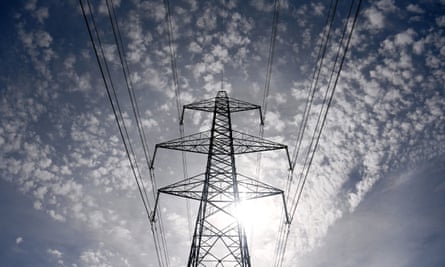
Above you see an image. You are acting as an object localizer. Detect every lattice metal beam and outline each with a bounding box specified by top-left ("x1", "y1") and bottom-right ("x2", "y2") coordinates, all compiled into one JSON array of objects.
[
  {"x1": 154, "y1": 129, "x2": 291, "y2": 157},
  {"x1": 152, "y1": 91, "x2": 290, "y2": 266}
]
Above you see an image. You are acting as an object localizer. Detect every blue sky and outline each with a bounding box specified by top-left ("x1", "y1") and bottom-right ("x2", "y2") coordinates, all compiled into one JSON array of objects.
[{"x1": 1, "y1": 0, "x2": 444, "y2": 266}]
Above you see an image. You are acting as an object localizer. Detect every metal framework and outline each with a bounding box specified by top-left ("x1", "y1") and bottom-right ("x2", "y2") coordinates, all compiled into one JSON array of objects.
[{"x1": 151, "y1": 91, "x2": 290, "y2": 266}]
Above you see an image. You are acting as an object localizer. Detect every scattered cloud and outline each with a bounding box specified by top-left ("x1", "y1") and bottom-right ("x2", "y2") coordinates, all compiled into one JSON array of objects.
[
  {"x1": 406, "y1": 4, "x2": 424, "y2": 14},
  {"x1": 15, "y1": 237, "x2": 23, "y2": 245},
  {"x1": 1, "y1": 0, "x2": 444, "y2": 266},
  {"x1": 47, "y1": 248, "x2": 63, "y2": 258}
]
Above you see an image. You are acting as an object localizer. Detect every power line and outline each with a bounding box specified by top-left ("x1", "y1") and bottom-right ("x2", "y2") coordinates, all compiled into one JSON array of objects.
[
  {"x1": 274, "y1": 1, "x2": 362, "y2": 266},
  {"x1": 105, "y1": 0, "x2": 155, "y2": 205},
  {"x1": 290, "y1": 0, "x2": 361, "y2": 224},
  {"x1": 79, "y1": 1, "x2": 169, "y2": 266},
  {"x1": 162, "y1": 0, "x2": 193, "y2": 240},
  {"x1": 289, "y1": 0, "x2": 338, "y2": 176},
  {"x1": 261, "y1": 0, "x2": 281, "y2": 123},
  {"x1": 286, "y1": 0, "x2": 339, "y2": 224},
  {"x1": 104, "y1": 0, "x2": 171, "y2": 265},
  {"x1": 256, "y1": 0, "x2": 281, "y2": 179},
  {"x1": 79, "y1": 0, "x2": 150, "y2": 218},
  {"x1": 273, "y1": 1, "x2": 337, "y2": 265}
]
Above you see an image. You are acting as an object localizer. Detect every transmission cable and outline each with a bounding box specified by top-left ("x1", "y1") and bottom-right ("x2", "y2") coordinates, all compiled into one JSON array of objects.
[
  {"x1": 79, "y1": 0, "x2": 151, "y2": 219},
  {"x1": 105, "y1": 0, "x2": 156, "y2": 203},
  {"x1": 273, "y1": 1, "x2": 336, "y2": 265},
  {"x1": 105, "y1": 1, "x2": 171, "y2": 265},
  {"x1": 79, "y1": 1, "x2": 168, "y2": 266},
  {"x1": 289, "y1": 0, "x2": 360, "y2": 225},
  {"x1": 256, "y1": 0, "x2": 281, "y2": 179},
  {"x1": 162, "y1": 0, "x2": 193, "y2": 240},
  {"x1": 274, "y1": 1, "x2": 362, "y2": 266}
]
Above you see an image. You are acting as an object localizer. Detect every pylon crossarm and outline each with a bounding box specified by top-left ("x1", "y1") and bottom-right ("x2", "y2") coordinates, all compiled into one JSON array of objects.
[
  {"x1": 156, "y1": 130, "x2": 212, "y2": 154},
  {"x1": 184, "y1": 96, "x2": 261, "y2": 114},
  {"x1": 155, "y1": 129, "x2": 289, "y2": 156},
  {"x1": 235, "y1": 173, "x2": 291, "y2": 224},
  {"x1": 236, "y1": 173, "x2": 284, "y2": 200},
  {"x1": 183, "y1": 97, "x2": 217, "y2": 112},
  {"x1": 157, "y1": 173, "x2": 205, "y2": 201},
  {"x1": 231, "y1": 130, "x2": 288, "y2": 154},
  {"x1": 225, "y1": 97, "x2": 261, "y2": 113}
]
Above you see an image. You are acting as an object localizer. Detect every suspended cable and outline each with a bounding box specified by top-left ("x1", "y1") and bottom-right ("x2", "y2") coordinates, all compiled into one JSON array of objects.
[
  {"x1": 261, "y1": 0, "x2": 281, "y2": 123},
  {"x1": 163, "y1": 0, "x2": 181, "y2": 120},
  {"x1": 105, "y1": 1, "x2": 171, "y2": 265},
  {"x1": 162, "y1": 0, "x2": 193, "y2": 240},
  {"x1": 79, "y1": 1, "x2": 168, "y2": 266},
  {"x1": 105, "y1": 0, "x2": 156, "y2": 203},
  {"x1": 274, "y1": 1, "x2": 336, "y2": 266},
  {"x1": 79, "y1": 0, "x2": 150, "y2": 218},
  {"x1": 256, "y1": 0, "x2": 281, "y2": 179},
  {"x1": 286, "y1": 0, "x2": 337, "y2": 228},
  {"x1": 289, "y1": 0, "x2": 360, "y2": 224},
  {"x1": 289, "y1": 0, "x2": 338, "y2": 176},
  {"x1": 274, "y1": 1, "x2": 362, "y2": 266}
]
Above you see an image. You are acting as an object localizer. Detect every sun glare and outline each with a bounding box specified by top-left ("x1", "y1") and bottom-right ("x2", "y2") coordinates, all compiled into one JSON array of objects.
[{"x1": 236, "y1": 200, "x2": 269, "y2": 236}]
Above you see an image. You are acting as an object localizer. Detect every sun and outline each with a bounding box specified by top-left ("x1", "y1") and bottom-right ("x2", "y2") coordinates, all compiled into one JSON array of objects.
[{"x1": 236, "y1": 199, "x2": 271, "y2": 236}]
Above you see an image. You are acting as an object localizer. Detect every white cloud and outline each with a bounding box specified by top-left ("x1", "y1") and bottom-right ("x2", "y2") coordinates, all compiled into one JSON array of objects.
[
  {"x1": 406, "y1": 4, "x2": 424, "y2": 14},
  {"x1": 436, "y1": 15, "x2": 445, "y2": 27},
  {"x1": 25, "y1": 0, "x2": 37, "y2": 11},
  {"x1": 33, "y1": 200, "x2": 43, "y2": 210},
  {"x1": 264, "y1": 111, "x2": 285, "y2": 132},
  {"x1": 48, "y1": 209, "x2": 65, "y2": 222},
  {"x1": 311, "y1": 2, "x2": 325, "y2": 16},
  {"x1": 249, "y1": 0, "x2": 273, "y2": 12},
  {"x1": 16, "y1": 236, "x2": 23, "y2": 245},
  {"x1": 34, "y1": 7, "x2": 49, "y2": 23},
  {"x1": 413, "y1": 38, "x2": 425, "y2": 55},
  {"x1": 47, "y1": 248, "x2": 63, "y2": 258},
  {"x1": 89, "y1": 210, "x2": 106, "y2": 228},
  {"x1": 35, "y1": 30, "x2": 53, "y2": 48},
  {"x1": 140, "y1": 1, "x2": 165, "y2": 22},
  {"x1": 364, "y1": 7, "x2": 385, "y2": 30},
  {"x1": 376, "y1": 0, "x2": 397, "y2": 13},
  {"x1": 196, "y1": 7, "x2": 217, "y2": 30},
  {"x1": 80, "y1": 250, "x2": 111, "y2": 267},
  {"x1": 394, "y1": 28, "x2": 416, "y2": 47}
]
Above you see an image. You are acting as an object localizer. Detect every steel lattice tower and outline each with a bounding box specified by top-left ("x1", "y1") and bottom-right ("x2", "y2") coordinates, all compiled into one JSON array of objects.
[{"x1": 152, "y1": 91, "x2": 290, "y2": 266}]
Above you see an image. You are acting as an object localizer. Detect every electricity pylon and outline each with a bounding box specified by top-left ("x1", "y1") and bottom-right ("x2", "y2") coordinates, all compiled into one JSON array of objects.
[{"x1": 151, "y1": 91, "x2": 291, "y2": 266}]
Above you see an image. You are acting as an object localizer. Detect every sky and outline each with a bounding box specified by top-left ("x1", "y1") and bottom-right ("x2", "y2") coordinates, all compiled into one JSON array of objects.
[{"x1": 0, "y1": 0, "x2": 444, "y2": 266}]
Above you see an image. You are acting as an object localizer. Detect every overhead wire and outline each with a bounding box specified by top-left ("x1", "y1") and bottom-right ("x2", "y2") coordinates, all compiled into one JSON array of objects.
[
  {"x1": 273, "y1": 0, "x2": 362, "y2": 266},
  {"x1": 288, "y1": 0, "x2": 338, "y2": 180},
  {"x1": 285, "y1": 0, "x2": 338, "y2": 227},
  {"x1": 253, "y1": 0, "x2": 281, "y2": 265},
  {"x1": 289, "y1": 0, "x2": 358, "y2": 222},
  {"x1": 256, "y1": 0, "x2": 281, "y2": 179},
  {"x1": 261, "y1": 0, "x2": 281, "y2": 125},
  {"x1": 105, "y1": 1, "x2": 171, "y2": 265},
  {"x1": 274, "y1": 2, "x2": 339, "y2": 266},
  {"x1": 79, "y1": 0, "x2": 169, "y2": 266},
  {"x1": 105, "y1": 0, "x2": 155, "y2": 205},
  {"x1": 273, "y1": 1, "x2": 336, "y2": 265},
  {"x1": 249, "y1": 2, "x2": 280, "y2": 264},
  {"x1": 162, "y1": 0, "x2": 193, "y2": 240},
  {"x1": 79, "y1": 0, "x2": 150, "y2": 218}
]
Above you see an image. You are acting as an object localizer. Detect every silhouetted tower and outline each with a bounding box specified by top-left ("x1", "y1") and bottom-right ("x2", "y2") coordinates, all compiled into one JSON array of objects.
[{"x1": 151, "y1": 91, "x2": 290, "y2": 266}]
